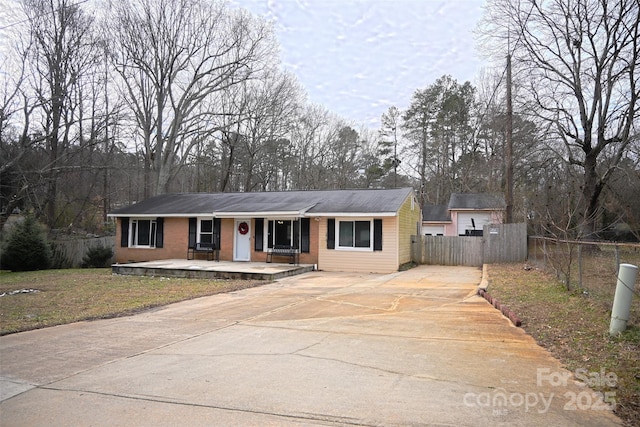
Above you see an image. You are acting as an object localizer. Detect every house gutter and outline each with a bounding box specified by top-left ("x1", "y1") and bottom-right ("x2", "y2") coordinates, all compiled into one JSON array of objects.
[
  {"x1": 213, "y1": 211, "x2": 305, "y2": 219},
  {"x1": 307, "y1": 212, "x2": 397, "y2": 217},
  {"x1": 108, "y1": 211, "x2": 399, "y2": 219},
  {"x1": 107, "y1": 213, "x2": 215, "y2": 218}
]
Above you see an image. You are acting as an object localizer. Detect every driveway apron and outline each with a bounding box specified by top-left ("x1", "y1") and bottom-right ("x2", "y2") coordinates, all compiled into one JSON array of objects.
[{"x1": 0, "y1": 265, "x2": 621, "y2": 426}]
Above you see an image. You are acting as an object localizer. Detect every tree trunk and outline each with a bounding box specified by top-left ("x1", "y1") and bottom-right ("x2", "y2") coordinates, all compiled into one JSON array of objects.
[{"x1": 581, "y1": 152, "x2": 603, "y2": 240}]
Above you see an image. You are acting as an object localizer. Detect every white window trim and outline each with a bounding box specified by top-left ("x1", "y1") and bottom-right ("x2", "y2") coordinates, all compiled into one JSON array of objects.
[
  {"x1": 266, "y1": 218, "x2": 297, "y2": 250},
  {"x1": 335, "y1": 218, "x2": 374, "y2": 252},
  {"x1": 197, "y1": 217, "x2": 214, "y2": 244},
  {"x1": 129, "y1": 218, "x2": 157, "y2": 248}
]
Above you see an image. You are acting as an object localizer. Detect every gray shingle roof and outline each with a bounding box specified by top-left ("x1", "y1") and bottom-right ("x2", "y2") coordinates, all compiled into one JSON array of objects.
[
  {"x1": 447, "y1": 193, "x2": 506, "y2": 210},
  {"x1": 422, "y1": 205, "x2": 451, "y2": 222},
  {"x1": 109, "y1": 188, "x2": 414, "y2": 217}
]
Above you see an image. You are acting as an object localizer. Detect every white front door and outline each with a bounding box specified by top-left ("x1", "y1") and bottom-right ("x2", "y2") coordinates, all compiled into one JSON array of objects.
[{"x1": 234, "y1": 220, "x2": 251, "y2": 261}]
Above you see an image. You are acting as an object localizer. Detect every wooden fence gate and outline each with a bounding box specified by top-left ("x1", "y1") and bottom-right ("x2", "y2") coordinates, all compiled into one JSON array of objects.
[{"x1": 411, "y1": 223, "x2": 527, "y2": 266}]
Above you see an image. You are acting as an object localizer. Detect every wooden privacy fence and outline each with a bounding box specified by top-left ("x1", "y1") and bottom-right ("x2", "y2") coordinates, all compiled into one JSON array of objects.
[
  {"x1": 411, "y1": 223, "x2": 527, "y2": 266},
  {"x1": 52, "y1": 236, "x2": 115, "y2": 268}
]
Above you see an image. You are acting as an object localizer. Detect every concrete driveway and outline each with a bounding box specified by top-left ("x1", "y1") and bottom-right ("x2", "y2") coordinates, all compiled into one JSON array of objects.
[{"x1": 0, "y1": 266, "x2": 621, "y2": 426}]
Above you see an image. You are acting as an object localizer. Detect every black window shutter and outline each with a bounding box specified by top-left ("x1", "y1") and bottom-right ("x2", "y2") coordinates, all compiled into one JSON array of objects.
[
  {"x1": 301, "y1": 218, "x2": 310, "y2": 253},
  {"x1": 120, "y1": 218, "x2": 129, "y2": 247},
  {"x1": 267, "y1": 220, "x2": 273, "y2": 249},
  {"x1": 156, "y1": 218, "x2": 164, "y2": 248},
  {"x1": 327, "y1": 218, "x2": 335, "y2": 249},
  {"x1": 188, "y1": 218, "x2": 197, "y2": 248},
  {"x1": 373, "y1": 219, "x2": 383, "y2": 251},
  {"x1": 214, "y1": 218, "x2": 221, "y2": 249},
  {"x1": 254, "y1": 218, "x2": 264, "y2": 251},
  {"x1": 293, "y1": 219, "x2": 300, "y2": 249}
]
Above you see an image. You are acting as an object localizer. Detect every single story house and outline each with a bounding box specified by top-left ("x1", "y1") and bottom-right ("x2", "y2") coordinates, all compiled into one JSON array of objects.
[
  {"x1": 108, "y1": 187, "x2": 422, "y2": 274},
  {"x1": 422, "y1": 193, "x2": 506, "y2": 236}
]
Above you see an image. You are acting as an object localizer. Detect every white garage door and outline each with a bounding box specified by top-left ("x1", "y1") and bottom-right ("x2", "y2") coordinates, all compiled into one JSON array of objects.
[
  {"x1": 422, "y1": 225, "x2": 445, "y2": 236},
  {"x1": 457, "y1": 213, "x2": 491, "y2": 236}
]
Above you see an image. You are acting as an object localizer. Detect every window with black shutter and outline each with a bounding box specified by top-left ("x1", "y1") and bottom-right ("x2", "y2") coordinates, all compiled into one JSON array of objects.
[
  {"x1": 125, "y1": 218, "x2": 158, "y2": 248},
  {"x1": 327, "y1": 218, "x2": 381, "y2": 251},
  {"x1": 260, "y1": 219, "x2": 309, "y2": 251}
]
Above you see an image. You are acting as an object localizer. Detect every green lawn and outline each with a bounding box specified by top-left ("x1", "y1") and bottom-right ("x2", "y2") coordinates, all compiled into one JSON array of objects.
[{"x1": 0, "y1": 269, "x2": 267, "y2": 335}]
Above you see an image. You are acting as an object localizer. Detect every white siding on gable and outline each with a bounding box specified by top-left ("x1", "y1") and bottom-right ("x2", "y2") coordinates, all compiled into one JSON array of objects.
[{"x1": 456, "y1": 212, "x2": 492, "y2": 235}]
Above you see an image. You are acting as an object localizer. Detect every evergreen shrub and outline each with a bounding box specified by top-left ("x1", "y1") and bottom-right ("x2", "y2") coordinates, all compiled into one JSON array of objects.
[
  {"x1": 81, "y1": 245, "x2": 113, "y2": 268},
  {"x1": 1, "y1": 215, "x2": 52, "y2": 271}
]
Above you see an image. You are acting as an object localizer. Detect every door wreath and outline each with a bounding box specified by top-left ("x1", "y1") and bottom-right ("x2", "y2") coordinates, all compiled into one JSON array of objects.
[{"x1": 238, "y1": 222, "x2": 249, "y2": 235}]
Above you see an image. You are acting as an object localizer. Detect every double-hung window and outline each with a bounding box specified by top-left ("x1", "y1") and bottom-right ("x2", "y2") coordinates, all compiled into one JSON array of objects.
[
  {"x1": 199, "y1": 219, "x2": 214, "y2": 244},
  {"x1": 338, "y1": 220, "x2": 372, "y2": 249},
  {"x1": 130, "y1": 219, "x2": 157, "y2": 248},
  {"x1": 188, "y1": 217, "x2": 220, "y2": 249}
]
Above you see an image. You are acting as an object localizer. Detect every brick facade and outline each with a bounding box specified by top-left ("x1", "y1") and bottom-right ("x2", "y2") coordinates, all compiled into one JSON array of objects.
[
  {"x1": 115, "y1": 217, "x2": 189, "y2": 263},
  {"x1": 115, "y1": 216, "x2": 321, "y2": 264}
]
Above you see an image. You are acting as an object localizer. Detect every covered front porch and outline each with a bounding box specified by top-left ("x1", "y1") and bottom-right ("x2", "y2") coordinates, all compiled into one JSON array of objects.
[{"x1": 112, "y1": 259, "x2": 314, "y2": 281}]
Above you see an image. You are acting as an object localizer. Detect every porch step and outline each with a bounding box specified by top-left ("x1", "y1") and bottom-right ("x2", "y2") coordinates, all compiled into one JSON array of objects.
[{"x1": 111, "y1": 260, "x2": 314, "y2": 281}]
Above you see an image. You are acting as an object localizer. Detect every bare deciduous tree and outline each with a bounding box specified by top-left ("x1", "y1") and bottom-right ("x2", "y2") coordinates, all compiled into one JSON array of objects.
[
  {"x1": 12, "y1": 0, "x2": 102, "y2": 227},
  {"x1": 237, "y1": 70, "x2": 302, "y2": 191},
  {"x1": 108, "y1": 0, "x2": 276, "y2": 196},
  {"x1": 288, "y1": 103, "x2": 331, "y2": 190},
  {"x1": 482, "y1": 0, "x2": 640, "y2": 239}
]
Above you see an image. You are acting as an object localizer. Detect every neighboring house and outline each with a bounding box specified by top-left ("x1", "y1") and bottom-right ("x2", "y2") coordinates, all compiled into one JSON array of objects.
[
  {"x1": 108, "y1": 187, "x2": 422, "y2": 274},
  {"x1": 421, "y1": 205, "x2": 450, "y2": 236},
  {"x1": 422, "y1": 193, "x2": 506, "y2": 236}
]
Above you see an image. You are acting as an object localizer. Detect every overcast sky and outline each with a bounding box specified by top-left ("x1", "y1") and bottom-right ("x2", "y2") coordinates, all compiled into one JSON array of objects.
[
  {"x1": 229, "y1": 0, "x2": 487, "y2": 128},
  {"x1": 1, "y1": 0, "x2": 488, "y2": 129}
]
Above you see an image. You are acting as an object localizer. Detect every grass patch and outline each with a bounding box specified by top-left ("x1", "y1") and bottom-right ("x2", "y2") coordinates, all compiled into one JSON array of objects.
[
  {"x1": 488, "y1": 263, "x2": 640, "y2": 426},
  {"x1": 0, "y1": 269, "x2": 267, "y2": 335},
  {"x1": 398, "y1": 261, "x2": 418, "y2": 271}
]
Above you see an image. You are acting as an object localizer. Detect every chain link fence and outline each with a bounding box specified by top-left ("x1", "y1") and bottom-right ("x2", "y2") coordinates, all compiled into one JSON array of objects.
[{"x1": 528, "y1": 236, "x2": 640, "y2": 306}]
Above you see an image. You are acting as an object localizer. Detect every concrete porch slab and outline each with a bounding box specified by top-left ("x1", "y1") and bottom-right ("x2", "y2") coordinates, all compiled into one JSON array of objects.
[{"x1": 111, "y1": 259, "x2": 314, "y2": 280}]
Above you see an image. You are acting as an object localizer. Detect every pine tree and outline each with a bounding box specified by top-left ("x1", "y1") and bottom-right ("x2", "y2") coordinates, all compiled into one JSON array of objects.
[{"x1": 1, "y1": 215, "x2": 52, "y2": 271}]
